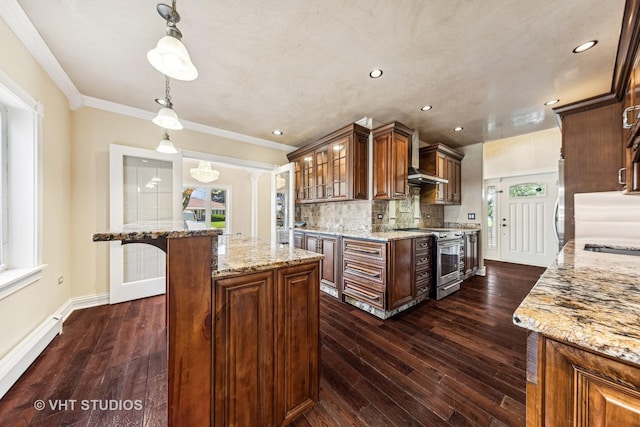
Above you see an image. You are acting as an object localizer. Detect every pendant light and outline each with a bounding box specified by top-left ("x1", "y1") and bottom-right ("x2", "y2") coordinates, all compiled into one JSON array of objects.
[
  {"x1": 156, "y1": 131, "x2": 179, "y2": 154},
  {"x1": 147, "y1": 1, "x2": 198, "y2": 81},
  {"x1": 153, "y1": 76, "x2": 183, "y2": 130},
  {"x1": 190, "y1": 161, "x2": 220, "y2": 183}
]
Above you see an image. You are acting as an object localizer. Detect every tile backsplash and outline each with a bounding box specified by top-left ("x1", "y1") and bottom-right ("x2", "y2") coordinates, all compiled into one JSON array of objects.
[{"x1": 296, "y1": 195, "x2": 445, "y2": 232}]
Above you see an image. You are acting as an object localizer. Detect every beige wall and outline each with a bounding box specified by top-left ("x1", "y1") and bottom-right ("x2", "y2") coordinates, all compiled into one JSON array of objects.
[
  {"x1": 483, "y1": 127, "x2": 561, "y2": 178},
  {"x1": 444, "y1": 143, "x2": 483, "y2": 225},
  {"x1": 0, "y1": 17, "x2": 72, "y2": 359},
  {"x1": 71, "y1": 107, "x2": 289, "y2": 297},
  {"x1": 0, "y1": 14, "x2": 290, "y2": 360}
]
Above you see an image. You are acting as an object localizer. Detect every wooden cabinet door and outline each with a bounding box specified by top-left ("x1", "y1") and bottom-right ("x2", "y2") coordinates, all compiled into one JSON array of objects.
[
  {"x1": 451, "y1": 159, "x2": 461, "y2": 204},
  {"x1": 390, "y1": 131, "x2": 409, "y2": 199},
  {"x1": 300, "y1": 155, "x2": 315, "y2": 202},
  {"x1": 539, "y1": 337, "x2": 640, "y2": 427},
  {"x1": 329, "y1": 137, "x2": 349, "y2": 200},
  {"x1": 372, "y1": 122, "x2": 411, "y2": 200},
  {"x1": 213, "y1": 271, "x2": 275, "y2": 427},
  {"x1": 388, "y1": 238, "x2": 414, "y2": 309},
  {"x1": 275, "y1": 263, "x2": 320, "y2": 425},
  {"x1": 293, "y1": 231, "x2": 305, "y2": 249},
  {"x1": 352, "y1": 130, "x2": 369, "y2": 200},
  {"x1": 372, "y1": 132, "x2": 392, "y2": 199},
  {"x1": 314, "y1": 147, "x2": 330, "y2": 201},
  {"x1": 320, "y1": 236, "x2": 338, "y2": 290}
]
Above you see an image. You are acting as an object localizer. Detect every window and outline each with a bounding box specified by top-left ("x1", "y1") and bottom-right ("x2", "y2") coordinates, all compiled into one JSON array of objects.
[
  {"x1": 509, "y1": 183, "x2": 546, "y2": 198},
  {"x1": 0, "y1": 75, "x2": 43, "y2": 299},
  {"x1": 486, "y1": 185, "x2": 497, "y2": 250},
  {"x1": 182, "y1": 186, "x2": 231, "y2": 234}
]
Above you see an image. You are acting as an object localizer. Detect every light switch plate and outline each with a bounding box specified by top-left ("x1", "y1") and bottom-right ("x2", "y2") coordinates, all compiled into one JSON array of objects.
[{"x1": 468, "y1": 213, "x2": 476, "y2": 220}]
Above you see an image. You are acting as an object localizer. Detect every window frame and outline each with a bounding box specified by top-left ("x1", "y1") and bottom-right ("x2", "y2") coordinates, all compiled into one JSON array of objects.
[{"x1": 0, "y1": 71, "x2": 44, "y2": 300}]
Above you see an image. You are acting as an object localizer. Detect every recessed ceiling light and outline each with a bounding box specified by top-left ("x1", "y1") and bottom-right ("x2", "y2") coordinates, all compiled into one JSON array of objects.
[
  {"x1": 420, "y1": 105, "x2": 433, "y2": 111},
  {"x1": 272, "y1": 129, "x2": 283, "y2": 136},
  {"x1": 544, "y1": 99, "x2": 560, "y2": 106},
  {"x1": 573, "y1": 40, "x2": 598, "y2": 53},
  {"x1": 454, "y1": 126, "x2": 463, "y2": 132},
  {"x1": 369, "y1": 69, "x2": 383, "y2": 79}
]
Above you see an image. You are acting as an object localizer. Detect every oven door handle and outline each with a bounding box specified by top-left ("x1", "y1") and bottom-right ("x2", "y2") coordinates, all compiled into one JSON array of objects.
[{"x1": 442, "y1": 281, "x2": 462, "y2": 291}]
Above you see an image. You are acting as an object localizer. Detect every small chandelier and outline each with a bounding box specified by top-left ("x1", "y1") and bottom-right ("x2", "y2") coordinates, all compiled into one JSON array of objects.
[
  {"x1": 190, "y1": 161, "x2": 220, "y2": 183},
  {"x1": 152, "y1": 76, "x2": 183, "y2": 130},
  {"x1": 156, "y1": 131, "x2": 178, "y2": 154},
  {"x1": 147, "y1": 1, "x2": 198, "y2": 81}
]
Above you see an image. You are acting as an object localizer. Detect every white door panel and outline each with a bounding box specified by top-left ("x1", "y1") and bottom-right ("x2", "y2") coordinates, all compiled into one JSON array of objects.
[
  {"x1": 499, "y1": 173, "x2": 557, "y2": 267},
  {"x1": 485, "y1": 172, "x2": 558, "y2": 267},
  {"x1": 109, "y1": 144, "x2": 182, "y2": 304}
]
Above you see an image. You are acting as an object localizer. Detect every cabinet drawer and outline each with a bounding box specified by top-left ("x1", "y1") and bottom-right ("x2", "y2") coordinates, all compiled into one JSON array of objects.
[
  {"x1": 342, "y1": 278, "x2": 385, "y2": 309},
  {"x1": 415, "y1": 252, "x2": 432, "y2": 269},
  {"x1": 343, "y1": 239, "x2": 386, "y2": 262},
  {"x1": 415, "y1": 279, "x2": 431, "y2": 296},
  {"x1": 415, "y1": 268, "x2": 432, "y2": 283},
  {"x1": 343, "y1": 259, "x2": 385, "y2": 286},
  {"x1": 414, "y1": 237, "x2": 432, "y2": 253}
]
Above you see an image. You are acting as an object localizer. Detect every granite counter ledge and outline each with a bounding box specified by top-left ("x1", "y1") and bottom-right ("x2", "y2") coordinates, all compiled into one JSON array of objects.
[
  {"x1": 214, "y1": 235, "x2": 324, "y2": 278},
  {"x1": 294, "y1": 227, "x2": 435, "y2": 241},
  {"x1": 513, "y1": 239, "x2": 640, "y2": 366}
]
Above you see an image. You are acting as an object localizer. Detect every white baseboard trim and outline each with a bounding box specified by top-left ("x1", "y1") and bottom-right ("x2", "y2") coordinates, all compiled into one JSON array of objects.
[{"x1": 0, "y1": 292, "x2": 109, "y2": 399}]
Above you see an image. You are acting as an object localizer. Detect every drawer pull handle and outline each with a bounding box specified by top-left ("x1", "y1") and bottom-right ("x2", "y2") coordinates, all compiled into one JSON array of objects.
[
  {"x1": 347, "y1": 244, "x2": 381, "y2": 255},
  {"x1": 345, "y1": 264, "x2": 381, "y2": 278},
  {"x1": 346, "y1": 287, "x2": 380, "y2": 302}
]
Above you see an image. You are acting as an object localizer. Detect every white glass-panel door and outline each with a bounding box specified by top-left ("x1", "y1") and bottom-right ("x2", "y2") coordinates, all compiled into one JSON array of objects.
[{"x1": 109, "y1": 144, "x2": 182, "y2": 304}]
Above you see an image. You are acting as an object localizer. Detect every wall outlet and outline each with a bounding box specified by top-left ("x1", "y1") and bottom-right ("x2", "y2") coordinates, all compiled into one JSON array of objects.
[
  {"x1": 377, "y1": 213, "x2": 383, "y2": 219},
  {"x1": 467, "y1": 213, "x2": 476, "y2": 220},
  {"x1": 57, "y1": 276, "x2": 64, "y2": 285}
]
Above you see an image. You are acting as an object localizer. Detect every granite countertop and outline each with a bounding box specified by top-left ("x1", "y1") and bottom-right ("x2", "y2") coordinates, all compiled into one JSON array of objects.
[
  {"x1": 92, "y1": 221, "x2": 222, "y2": 241},
  {"x1": 513, "y1": 239, "x2": 640, "y2": 365},
  {"x1": 214, "y1": 235, "x2": 324, "y2": 278},
  {"x1": 295, "y1": 228, "x2": 436, "y2": 241},
  {"x1": 296, "y1": 227, "x2": 480, "y2": 241}
]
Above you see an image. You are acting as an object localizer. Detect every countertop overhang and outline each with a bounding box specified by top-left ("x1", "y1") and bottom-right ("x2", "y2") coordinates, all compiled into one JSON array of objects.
[{"x1": 513, "y1": 239, "x2": 640, "y2": 365}]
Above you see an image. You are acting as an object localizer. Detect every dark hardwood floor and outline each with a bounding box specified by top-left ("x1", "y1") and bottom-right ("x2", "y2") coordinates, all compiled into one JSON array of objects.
[{"x1": 0, "y1": 260, "x2": 544, "y2": 427}]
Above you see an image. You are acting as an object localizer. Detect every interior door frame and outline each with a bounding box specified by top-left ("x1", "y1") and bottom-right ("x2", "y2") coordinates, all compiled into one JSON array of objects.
[
  {"x1": 271, "y1": 163, "x2": 295, "y2": 245},
  {"x1": 109, "y1": 143, "x2": 183, "y2": 304}
]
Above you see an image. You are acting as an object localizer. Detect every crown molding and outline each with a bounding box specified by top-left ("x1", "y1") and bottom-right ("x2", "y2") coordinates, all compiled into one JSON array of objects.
[
  {"x1": 0, "y1": 0, "x2": 83, "y2": 109},
  {"x1": 82, "y1": 96, "x2": 294, "y2": 153},
  {"x1": 1, "y1": 1, "x2": 294, "y2": 153}
]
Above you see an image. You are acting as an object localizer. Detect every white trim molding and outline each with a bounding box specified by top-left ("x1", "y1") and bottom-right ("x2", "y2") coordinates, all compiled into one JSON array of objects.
[
  {"x1": 0, "y1": 0, "x2": 83, "y2": 109},
  {"x1": 84, "y1": 96, "x2": 294, "y2": 153},
  {"x1": 0, "y1": 0, "x2": 294, "y2": 153},
  {"x1": 0, "y1": 293, "x2": 108, "y2": 399}
]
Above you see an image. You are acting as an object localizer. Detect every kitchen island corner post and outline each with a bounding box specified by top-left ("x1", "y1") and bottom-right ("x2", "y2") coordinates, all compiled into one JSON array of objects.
[{"x1": 165, "y1": 234, "x2": 218, "y2": 427}]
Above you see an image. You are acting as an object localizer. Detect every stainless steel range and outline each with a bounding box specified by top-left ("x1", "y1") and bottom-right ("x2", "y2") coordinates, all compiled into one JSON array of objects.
[{"x1": 421, "y1": 229, "x2": 463, "y2": 300}]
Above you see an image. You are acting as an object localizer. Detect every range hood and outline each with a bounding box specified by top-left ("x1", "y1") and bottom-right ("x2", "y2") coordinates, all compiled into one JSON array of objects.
[
  {"x1": 407, "y1": 166, "x2": 448, "y2": 185},
  {"x1": 407, "y1": 130, "x2": 448, "y2": 185}
]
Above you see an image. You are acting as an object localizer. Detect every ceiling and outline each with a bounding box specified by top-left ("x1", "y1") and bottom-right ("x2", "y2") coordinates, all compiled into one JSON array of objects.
[{"x1": 12, "y1": 0, "x2": 626, "y2": 149}]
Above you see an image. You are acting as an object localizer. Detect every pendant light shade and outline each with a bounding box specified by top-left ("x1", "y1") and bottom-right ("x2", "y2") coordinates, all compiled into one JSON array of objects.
[
  {"x1": 147, "y1": 35, "x2": 198, "y2": 81},
  {"x1": 156, "y1": 132, "x2": 178, "y2": 154},
  {"x1": 152, "y1": 106, "x2": 183, "y2": 130}
]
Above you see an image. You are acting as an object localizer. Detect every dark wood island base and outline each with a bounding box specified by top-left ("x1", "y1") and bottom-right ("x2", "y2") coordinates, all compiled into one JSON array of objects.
[{"x1": 93, "y1": 226, "x2": 322, "y2": 426}]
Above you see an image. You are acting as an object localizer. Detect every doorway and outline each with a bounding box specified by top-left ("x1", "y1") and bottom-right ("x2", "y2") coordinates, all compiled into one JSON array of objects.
[{"x1": 485, "y1": 172, "x2": 558, "y2": 267}]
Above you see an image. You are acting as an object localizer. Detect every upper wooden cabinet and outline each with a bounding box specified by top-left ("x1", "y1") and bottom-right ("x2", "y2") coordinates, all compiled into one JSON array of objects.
[
  {"x1": 371, "y1": 121, "x2": 412, "y2": 200},
  {"x1": 419, "y1": 143, "x2": 464, "y2": 205},
  {"x1": 287, "y1": 123, "x2": 369, "y2": 203}
]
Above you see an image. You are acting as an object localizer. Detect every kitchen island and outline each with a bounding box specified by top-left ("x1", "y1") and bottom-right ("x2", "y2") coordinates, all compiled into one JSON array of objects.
[
  {"x1": 93, "y1": 224, "x2": 323, "y2": 427},
  {"x1": 513, "y1": 239, "x2": 640, "y2": 426}
]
